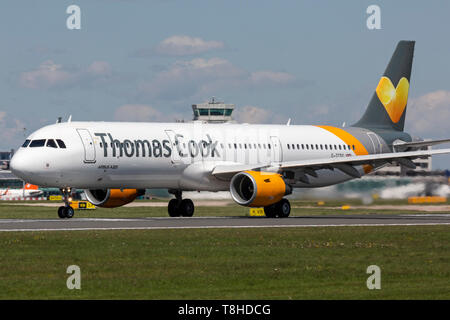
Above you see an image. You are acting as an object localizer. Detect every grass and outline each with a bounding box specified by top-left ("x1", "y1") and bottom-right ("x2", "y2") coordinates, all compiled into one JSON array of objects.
[
  {"x1": 0, "y1": 198, "x2": 448, "y2": 219},
  {"x1": 0, "y1": 226, "x2": 449, "y2": 299},
  {"x1": 0, "y1": 200, "x2": 448, "y2": 299}
]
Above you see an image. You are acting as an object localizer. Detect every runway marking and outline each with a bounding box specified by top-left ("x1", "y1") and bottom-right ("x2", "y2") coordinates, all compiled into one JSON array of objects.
[{"x1": 0, "y1": 222, "x2": 449, "y2": 232}]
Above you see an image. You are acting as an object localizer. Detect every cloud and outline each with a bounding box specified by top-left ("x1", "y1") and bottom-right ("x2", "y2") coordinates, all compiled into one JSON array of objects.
[
  {"x1": 19, "y1": 60, "x2": 113, "y2": 89},
  {"x1": 138, "y1": 57, "x2": 295, "y2": 101},
  {"x1": 0, "y1": 111, "x2": 26, "y2": 148},
  {"x1": 134, "y1": 35, "x2": 225, "y2": 57},
  {"x1": 87, "y1": 61, "x2": 112, "y2": 76},
  {"x1": 19, "y1": 60, "x2": 72, "y2": 89},
  {"x1": 406, "y1": 90, "x2": 450, "y2": 137},
  {"x1": 233, "y1": 105, "x2": 287, "y2": 124},
  {"x1": 113, "y1": 104, "x2": 181, "y2": 122},
  {"x1": 249, "y1": 71, "x2": 295, "y2": 86},
  {"x1": 233, "y1": 106, "x2": 272, "y2": 123},
  {"x1": 156, "y1": 35, "x2": 224, "y2": 56}
]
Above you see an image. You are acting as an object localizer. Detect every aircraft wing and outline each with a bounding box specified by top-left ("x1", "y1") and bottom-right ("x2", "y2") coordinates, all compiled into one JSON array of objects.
[
  {"x1": 212, "y1": 148, "x2": 450, "y2": 179},
  {"x1": 393, "y1": 138, "x2": 450, "y2": 151}
]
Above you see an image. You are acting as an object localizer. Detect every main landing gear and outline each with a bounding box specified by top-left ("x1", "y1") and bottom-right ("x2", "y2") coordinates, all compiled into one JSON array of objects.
[
  {"x1": 263, "y1": 198, "x2": 291, "y2": 218},
  {"x1": 168, "y1": 190, "x2": 195, "y2": 217},
  {"x1": 57, "y1": 187, "x2": 75, "y2": 219}
]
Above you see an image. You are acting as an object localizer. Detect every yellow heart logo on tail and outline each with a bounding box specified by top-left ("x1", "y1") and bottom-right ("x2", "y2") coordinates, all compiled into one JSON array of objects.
[{"x1": 376, "y1": 76, "x2": 409, "y2": 123}]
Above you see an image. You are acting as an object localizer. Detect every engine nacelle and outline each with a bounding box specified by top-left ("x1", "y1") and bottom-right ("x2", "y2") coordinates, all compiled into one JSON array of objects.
[
  {"x1": 230, "y1": 171, "x2": 291, "y2": 207},
  {"x1": 84, "y1": 189, "x2": 145, "y2": 208}
]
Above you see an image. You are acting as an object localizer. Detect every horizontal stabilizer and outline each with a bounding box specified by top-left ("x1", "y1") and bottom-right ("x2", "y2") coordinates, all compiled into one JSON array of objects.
[{"x1": 393, "y1": 138, "x2": 450, "y2": 151}]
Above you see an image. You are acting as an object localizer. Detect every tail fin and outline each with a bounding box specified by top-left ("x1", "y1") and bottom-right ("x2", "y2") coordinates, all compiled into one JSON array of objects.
[
  {"x1": 353, "y1": 40, "x2": 415, "y2": 131},
  {"x1": 24, "y1": 183, "x2": 39, "y2": 190}
]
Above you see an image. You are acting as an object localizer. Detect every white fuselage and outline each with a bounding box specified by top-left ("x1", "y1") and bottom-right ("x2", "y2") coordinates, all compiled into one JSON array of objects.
[{"x1": 10, "y1": 121, "x2": 378, "y2": 191}]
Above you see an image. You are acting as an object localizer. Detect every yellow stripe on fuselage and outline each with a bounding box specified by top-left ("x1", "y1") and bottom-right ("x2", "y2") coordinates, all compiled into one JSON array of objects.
[
  {"x1": 315, "y1": 125, "x2": 373, "y2": 174},
  {"x1": 315, "y1": 125, "x2": 368, "y2": 155}
]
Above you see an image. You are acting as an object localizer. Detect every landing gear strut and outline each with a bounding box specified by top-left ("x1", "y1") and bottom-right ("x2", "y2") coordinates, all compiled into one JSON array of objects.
[
  {"x1": 57, "y1": 187, "x2": 75, "y2": 219},
  {"x1": 168, "y1": 190, "x2": 195, "y2": 217},
  {"x1": 264, "y1": 198, "x2": 291, "y2": 218}
]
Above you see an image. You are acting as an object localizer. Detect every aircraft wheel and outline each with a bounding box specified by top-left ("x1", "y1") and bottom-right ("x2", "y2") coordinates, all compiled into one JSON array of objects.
[
  {"x1": 58, "y1": 206, "x2": 66, "y2": 219},
  {"x1": 65, "y1": 206, "x2": 75, "y2": 219},
  {"x1": 277, "y1": 199, "x2": 291, "y2": 218},
  {"x1": 264, "y1": 204, "x2": 277, "y2": 218},
  {"x1": 180, "y1": 199, "x2": 194, "y2": 217},
  {"x1": 168, "y1": 199, "x2": 181, "y2": 217}
]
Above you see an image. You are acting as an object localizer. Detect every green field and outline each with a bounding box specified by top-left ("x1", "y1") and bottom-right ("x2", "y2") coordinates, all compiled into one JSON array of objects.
[
  {"x1": 0, "y1": 226, "x2": 449, "y2": 299},
  {"x1": 0, "y1": 198, "x2": 448, "y2": 219},
  {"x1": 0, "y1": 200, "x2": 449, "y2": 299}
]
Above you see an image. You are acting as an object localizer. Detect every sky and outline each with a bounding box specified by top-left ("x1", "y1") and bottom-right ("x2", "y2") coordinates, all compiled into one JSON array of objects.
[{"x1": 1, "y1": 0, "x2": 450, "y2": 168}]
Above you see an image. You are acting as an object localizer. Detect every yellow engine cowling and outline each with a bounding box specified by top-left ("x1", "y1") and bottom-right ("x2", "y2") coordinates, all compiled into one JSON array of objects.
[
  {"x1": 84, "y1": 189, "x2": 145, "y2": 208},
  {"x1": 230, "y1": 171, "x2": 291, "y2": 207}
]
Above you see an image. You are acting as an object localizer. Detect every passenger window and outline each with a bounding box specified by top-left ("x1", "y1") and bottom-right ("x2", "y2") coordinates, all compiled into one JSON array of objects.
[
  {"x1": 29, "y1": 139, "x2": 46, "y2": 147},
  {"x1": 22, "y1": 140, "x2": 31, "y2": 148},
  {"x1": 56, "y1": 139, "x2": 66, "y2": 148},
  {"x1": 46, "y1": 139, "x2": 58, "y2": 148},
  {"x1": 287, "y1": 144, "x2": 290, "y2": 149}
]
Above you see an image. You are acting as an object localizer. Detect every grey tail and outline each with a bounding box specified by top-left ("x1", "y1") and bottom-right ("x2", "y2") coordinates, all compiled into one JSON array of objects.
[{"x1": 353, "y1": 40, "x2": 415, "y2": 132}]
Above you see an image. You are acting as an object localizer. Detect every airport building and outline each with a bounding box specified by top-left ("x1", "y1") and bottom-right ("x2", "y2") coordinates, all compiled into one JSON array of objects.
[
  {"x1": 192, "y1": 97, "x2": 235, "y2": 123},
  {"x1": 0, "y1": 150, "x2": 14, "y2": 170}
]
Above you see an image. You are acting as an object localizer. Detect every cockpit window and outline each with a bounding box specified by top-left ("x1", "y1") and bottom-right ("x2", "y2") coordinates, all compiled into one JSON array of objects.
[
  {"x1": 29, "y1": 139, "x2": 46, "y2": 148},
  {"x1": 46, "y1": 139, "x2": 58, "y2": 148},
  {"x1": 56, "y1": 139, "x2": 66, "y2": 149},
  {"x1": 22, "y1": 140, "x2": 31, "y2": 148}
]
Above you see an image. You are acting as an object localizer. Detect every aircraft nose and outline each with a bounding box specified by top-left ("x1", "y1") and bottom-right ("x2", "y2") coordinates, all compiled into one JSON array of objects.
[{"x1": 10, "y1": 151, "x2": 33, "y2": 179}]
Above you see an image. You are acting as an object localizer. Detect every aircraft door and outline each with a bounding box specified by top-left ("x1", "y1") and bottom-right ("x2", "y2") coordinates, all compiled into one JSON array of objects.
[
  {"x1": 270, "y1": 136, "x2": 282, "y2": 164},
  {"x1": 165, "y1": 130, "x2": 183, "y2": 166},
  {"x1": 76, "y1": 129, "x2": 96, "y2": 163}
]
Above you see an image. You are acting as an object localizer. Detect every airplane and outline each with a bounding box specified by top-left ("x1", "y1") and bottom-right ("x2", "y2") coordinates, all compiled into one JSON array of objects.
[
  {"x1": 9, "y1": 40, "x2": 450, "y2": 219},
  {"x1": 0, "y1": 183, "x2": 43, "y2": 199}
]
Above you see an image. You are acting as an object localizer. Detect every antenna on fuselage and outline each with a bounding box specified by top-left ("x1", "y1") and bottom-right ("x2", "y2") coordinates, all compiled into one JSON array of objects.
[
  {"x1": 68, "y1": 115, "x2": 72, "y2": 123},
  {"x1": 287, "y1": 118, "x2": 291, "y2": 126}
]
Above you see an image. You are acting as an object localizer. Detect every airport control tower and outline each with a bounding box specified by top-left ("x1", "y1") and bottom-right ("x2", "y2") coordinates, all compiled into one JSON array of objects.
[{"x1": 192, "y1": 97, "x2": 235, "y2": 123}]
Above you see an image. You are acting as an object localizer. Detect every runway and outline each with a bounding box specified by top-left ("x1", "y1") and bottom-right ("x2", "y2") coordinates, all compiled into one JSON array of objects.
[{"x1": 0, "y1": 214, "x2": 449, "y2": 232}]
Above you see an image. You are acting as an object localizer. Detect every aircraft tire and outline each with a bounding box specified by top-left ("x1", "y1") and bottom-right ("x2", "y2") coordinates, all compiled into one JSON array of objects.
[
  {"x1": 180, "y1": 199, "x2": 195, "y2": 217},
  {"x1": 58, "y1": 206, "x2": 66, "y2": 219},
  {"x1": 168, "y1": 199, "x2": 181, "y2": 217},
  {"x1": 65, "y1": 206, "x2": 75, "y2": 219},
  {"x1": 277, "y1": 199, "x2": 291, "y2": 218},
  {"x1": 264, "y1": 204, "x2": 277, "y2": 218}
]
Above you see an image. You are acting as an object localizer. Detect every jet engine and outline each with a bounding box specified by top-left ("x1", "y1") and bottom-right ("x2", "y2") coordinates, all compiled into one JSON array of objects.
[
  {"x1": 230, "y1": 171, "x2": 291, "y2": 207},
  {"x1": 84, "y1": 189, "x2": 145, "y2": 208}
]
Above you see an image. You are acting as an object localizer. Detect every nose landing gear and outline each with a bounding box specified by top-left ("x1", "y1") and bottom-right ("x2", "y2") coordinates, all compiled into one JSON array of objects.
[
  {"x1": 57, "y1": 187, "x2": 75, "y2": 219},
  {"x1": 168, "y1": 190, "x2": 195, "y2": 217}
]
